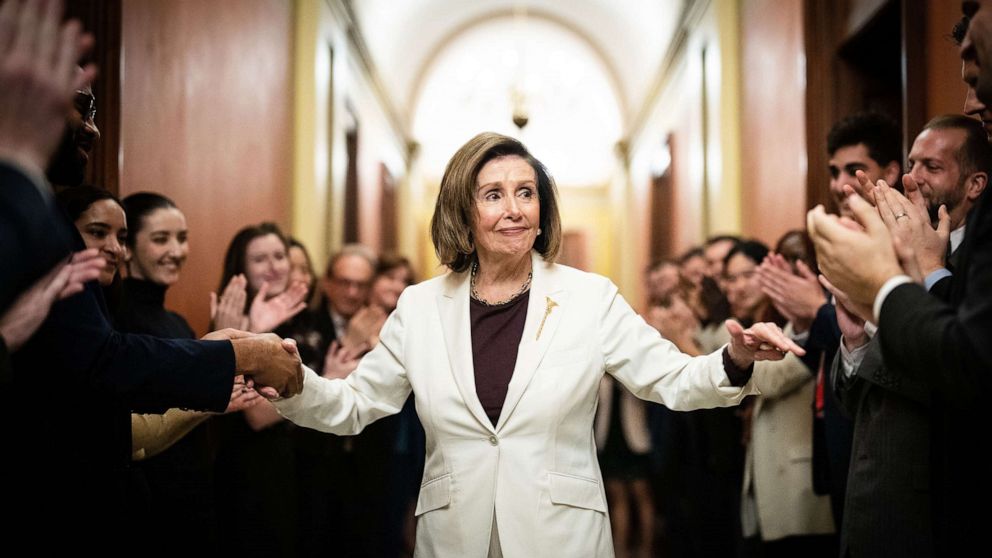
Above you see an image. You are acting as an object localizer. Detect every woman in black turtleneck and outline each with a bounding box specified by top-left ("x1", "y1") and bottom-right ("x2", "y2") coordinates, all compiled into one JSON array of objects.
[
  {"x1": 116, "y1": 193, "x2": 193, "y2": 337},
  {"x1": 116, "y1": 192, "x2": 256, "y2": 554}
]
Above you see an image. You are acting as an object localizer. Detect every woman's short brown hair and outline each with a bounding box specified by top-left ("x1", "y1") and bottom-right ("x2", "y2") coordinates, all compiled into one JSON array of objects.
[{"x1": 430, "y1": 132, "x2": 562, "y2": 272}]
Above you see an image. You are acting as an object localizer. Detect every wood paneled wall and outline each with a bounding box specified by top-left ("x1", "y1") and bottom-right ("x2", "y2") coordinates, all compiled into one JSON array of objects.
[
  {"x1": 119, "y1": 0, "x2": 293, "y2": 335},
  {"x1": 926, "y1": 1, "x2": 969, "y2": 118},
  {"x1": 65, "y1": 0, "x2": 121, "y2": 195},
  {"x1": 740, "y1": 0, "x2": 808, "y2": 246}
]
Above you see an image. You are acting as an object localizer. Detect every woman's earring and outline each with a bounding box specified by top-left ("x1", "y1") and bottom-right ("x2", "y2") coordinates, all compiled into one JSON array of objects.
[{"x1": 537, "y1": 228, "x2": 543, "y2": 236}]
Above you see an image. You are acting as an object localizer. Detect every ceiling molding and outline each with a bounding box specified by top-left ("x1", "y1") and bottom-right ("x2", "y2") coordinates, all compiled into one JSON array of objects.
[
  {"x1": 332, "y1": 0, "x2": 413, "y2": 162},
  {"x1": 403, "y1": 6, "x2": 629, "y2": 132},
  {"x1": 625, "y1": 0, "x2": 710, "y2": 145}
]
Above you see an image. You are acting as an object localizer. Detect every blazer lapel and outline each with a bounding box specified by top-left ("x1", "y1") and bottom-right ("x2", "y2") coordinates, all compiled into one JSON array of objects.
[
  {"x1": 436, "y1": 270, "x2": 496, "y2": 434},
  {"x1": 496, "y1": 253, "x2": 568, "y2": 433}
]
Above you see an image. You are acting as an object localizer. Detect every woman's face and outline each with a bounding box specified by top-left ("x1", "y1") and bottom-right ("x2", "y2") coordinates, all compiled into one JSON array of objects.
[
  {"x1": 288, "y1": 245, "x2": 314, "y2": 290},
  {"x1": 472, "y1": 155, "x2": 541, "y2": 264},
  {"x1": 680, "y1": 254, "x2": 707, "y2": 287},
  {"x1": 723, "y1": 253, "x2": 767, "y2": 321},
  {"x1": 245, "y1": 233, "x2": 290, "y2": 298},
  {"x1": 370, "y1": 265, "x2": 411, "y2": 312},
  {"x1": 74, "y1": 199, "x2": 127, "y2": 286},
  {"x1": 127, "y1": 207, "x2": 189, "y2": 287}
]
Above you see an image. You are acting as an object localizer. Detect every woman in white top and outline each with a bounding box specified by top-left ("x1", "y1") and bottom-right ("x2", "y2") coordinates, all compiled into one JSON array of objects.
[{"x1": 272, "y1": 132, "x2": 803, "y2": 557}]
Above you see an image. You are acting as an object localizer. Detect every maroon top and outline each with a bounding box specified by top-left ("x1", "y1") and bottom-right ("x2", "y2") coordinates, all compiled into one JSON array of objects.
[{"x1": 470, "y1": 291, "x2": 530, "y2": 426}]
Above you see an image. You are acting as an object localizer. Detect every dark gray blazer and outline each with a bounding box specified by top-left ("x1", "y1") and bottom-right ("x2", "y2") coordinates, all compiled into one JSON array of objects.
[
  {"x1": 877, "y1": 185, "x2": 992, "y2": 554},
  {"x1": 831, "y1": 336, "x2": 934, "y2": 557}
]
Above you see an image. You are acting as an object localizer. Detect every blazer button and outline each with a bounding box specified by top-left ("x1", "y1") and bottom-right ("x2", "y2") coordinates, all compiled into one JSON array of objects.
[{"x1": 489, "y1": 435, "x2": 498, "y2": 446}]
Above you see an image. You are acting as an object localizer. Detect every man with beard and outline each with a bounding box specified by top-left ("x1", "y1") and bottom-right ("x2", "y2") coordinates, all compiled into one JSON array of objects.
[
  {"x1": 827, "y1": 114, "x2": 990, "y2": 558},
  {"x1": 808, "y1": 2, "x2": 992, "y2": 552}
]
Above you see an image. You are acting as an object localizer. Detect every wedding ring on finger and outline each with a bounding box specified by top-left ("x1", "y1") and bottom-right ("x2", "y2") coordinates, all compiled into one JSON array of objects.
[{"x1": 895, "y1": 213, "x2": 909, "y2": 220}]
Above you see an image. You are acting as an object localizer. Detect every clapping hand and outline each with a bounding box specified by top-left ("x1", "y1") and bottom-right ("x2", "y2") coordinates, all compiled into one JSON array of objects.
[
  {"x1": 0, "y1": 0, "x2": 97, "y2": 175},
  {"x1": 210, "y1": 274, "x2": 248, "y2": 330},
  {"x1": 340, "y1": 305, "x2": 387, "y2": 352},
  {"x1": 806, "y1": 194, "x2": 905, "y2": 312},
  {"x1": 322, "y1": 340, "x2": 361, "y2": 380},
  {"x1": 248, "y1": 280, "x2": 308, "y2": 333},
  {"x1": 648, "y1": 295, "x2": 701, "y2": 355},
  {"x1": 874, "y1": 176, "x2": 948, "y2": 279},
  {"x1": 0, "y1": 249, "x2": 104, "y2": 351},
  {"x1": 757, "y1": 253, "x2": 826, "y2": 333}
]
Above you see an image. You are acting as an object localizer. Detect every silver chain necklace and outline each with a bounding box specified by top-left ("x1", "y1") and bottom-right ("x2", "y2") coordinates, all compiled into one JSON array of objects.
[{"x1": 470, "y1": 261, "x2": 532, "y2": 306}]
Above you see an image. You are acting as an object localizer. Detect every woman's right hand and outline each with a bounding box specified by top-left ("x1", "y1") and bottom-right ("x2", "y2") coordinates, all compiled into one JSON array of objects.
[
  {"x1": 725, "y1": 319, "x2": 806, "y2": 369},
  {"x1": 0, "y1": 249, "x2": 103, "y2": 351},
  {"x1": 322, "y1": 340, "x2": 361, "y2": 380},
  {"x1": 248, "y1": 280, "x2": 308, "y2": 333},
  {"x1": 340, "y1": 305, "x2": 387, "y2": 352},
  {"x1": 648, "y1": 295, "x2": 701, "y2": 355},
  {"x1": 210, "y1": 274, "x2": 248, "y2": 330}
]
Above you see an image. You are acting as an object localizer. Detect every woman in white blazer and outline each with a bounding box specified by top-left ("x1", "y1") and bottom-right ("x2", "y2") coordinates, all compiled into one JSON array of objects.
[{"x1": 272, "y1": 132, "x2": 804, "y2": 557}]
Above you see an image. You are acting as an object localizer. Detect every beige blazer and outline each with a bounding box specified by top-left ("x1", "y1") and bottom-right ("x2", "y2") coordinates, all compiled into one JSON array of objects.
[
  {"x1": 275, "y1": 252, "x2": 758, "y2": 557},
  {"x1": 743, "y1": 352, "x2": 835, "y2": 541}
]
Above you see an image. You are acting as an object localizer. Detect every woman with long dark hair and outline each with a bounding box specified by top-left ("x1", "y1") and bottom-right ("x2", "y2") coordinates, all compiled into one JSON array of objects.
[
  {"x1": 116, "y1": 191, "x2": 259, "y2": 554},
  {"x1": 212, "y1": 222, "x2": 314, "y2": 557}
]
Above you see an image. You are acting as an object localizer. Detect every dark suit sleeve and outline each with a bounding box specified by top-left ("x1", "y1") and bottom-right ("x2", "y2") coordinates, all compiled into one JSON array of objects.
[
  {"x1": 15, "y1": 276, "x2": 235, "y2": 414},
  {"x1": 832, "y1": 336, "x2": 930, "y2": 420},
  {"x1": 3, "y1": 162, "x2": 235, "y2": 412},
  {"x1": 799, "y1": 303, "x2": 841, "y2": 373},
  {"x1": 0, "y1": 163, "x2": 71, "y2": 313},
  {"x1": 928, "y1": 275, "x2": 953, "y2": 301},
  {"x1": 878, "y1": 208, "x2": 992, "y2": 411},
  {"x1": 830, "y1": 346, "x2": 860, "y2": 419},
  {"x1": 0, "y1": 335, "x2": 10, "y2": 385}
]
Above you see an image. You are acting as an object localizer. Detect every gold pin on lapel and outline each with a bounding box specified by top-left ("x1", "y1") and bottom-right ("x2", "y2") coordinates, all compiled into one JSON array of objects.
[{"x1": 536, "y1": 296, "x2": 559, "y2": 340}]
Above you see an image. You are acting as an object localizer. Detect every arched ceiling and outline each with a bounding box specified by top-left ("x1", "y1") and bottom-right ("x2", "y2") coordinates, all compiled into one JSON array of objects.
[
  {"x1": 411, "y1": 16, "x2": 624, "y2": 185},
  {"x1": 350, "y1": 0, "x2": 685, "y2": 132}
]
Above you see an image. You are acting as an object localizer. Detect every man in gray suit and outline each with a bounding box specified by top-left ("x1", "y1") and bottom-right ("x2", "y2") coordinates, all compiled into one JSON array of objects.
[{"x1": 830, "y1": 114, "x2": 991, "y2": 558}]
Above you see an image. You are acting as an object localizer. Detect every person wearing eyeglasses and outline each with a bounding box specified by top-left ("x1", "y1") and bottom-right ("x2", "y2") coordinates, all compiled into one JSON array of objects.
[
  {"x1": 0, "y1": 1, "x2": 303, "y2": 551},
  {"x1": 46, "y1": 85, "x2": 99, "y2": 190}
]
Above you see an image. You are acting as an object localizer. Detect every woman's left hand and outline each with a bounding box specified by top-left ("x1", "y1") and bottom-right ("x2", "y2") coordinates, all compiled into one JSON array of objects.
[
  {"x1": 248, "y1": 280, "x2": 309, "y2": 333},
  {"x1": 725, "y1": 319, "x2": 806, "y2": 369}
]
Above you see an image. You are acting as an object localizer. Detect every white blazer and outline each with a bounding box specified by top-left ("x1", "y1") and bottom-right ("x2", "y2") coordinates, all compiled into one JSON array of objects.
[{"x1": 275, "y1": 251, "x2": 758, "y2": 557}]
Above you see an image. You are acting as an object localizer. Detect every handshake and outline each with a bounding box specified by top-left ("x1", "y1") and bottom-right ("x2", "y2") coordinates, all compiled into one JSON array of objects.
[{"x1": 203, "y1": 329, "x2": 306, "y2": 399}]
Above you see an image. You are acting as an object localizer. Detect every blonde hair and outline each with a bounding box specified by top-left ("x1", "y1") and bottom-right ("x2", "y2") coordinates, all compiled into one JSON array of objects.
[{"x1": 430, "y1": 132, "x2": 561, "y2": 272}]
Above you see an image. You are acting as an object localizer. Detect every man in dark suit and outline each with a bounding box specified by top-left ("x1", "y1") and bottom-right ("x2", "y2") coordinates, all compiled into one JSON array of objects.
[
  {"x1": 809, "y1": 3, "x2": 992, "y2": 552},
  {"x1": 828, "y1": 115, "x2": 991, "y2": 557},
  {"x1": 759, "y1": 113, "x2": 902, "y2": 529},
  {"x1": 0, "y1": 0, "x2": 303, "y2": 548}
]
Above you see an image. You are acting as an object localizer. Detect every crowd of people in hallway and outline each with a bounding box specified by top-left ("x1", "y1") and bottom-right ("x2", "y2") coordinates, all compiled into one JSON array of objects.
[{"x1": 3, "y1": 0, "x2": 992, "y2": 556}]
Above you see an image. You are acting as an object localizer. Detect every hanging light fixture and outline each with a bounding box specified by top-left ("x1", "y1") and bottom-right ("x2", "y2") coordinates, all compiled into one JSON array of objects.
[
  {"x1": 512, "y1": 87, "x2": 529, "y2": 129},
  {"x1": 511, "y1": 2, "x2": 529, "y2": 130}
]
